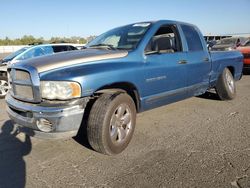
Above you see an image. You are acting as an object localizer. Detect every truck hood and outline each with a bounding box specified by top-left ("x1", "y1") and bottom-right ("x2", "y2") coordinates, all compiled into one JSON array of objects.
[{"x1": 16, "y1": 49, "x2": 128, "y2": 73}]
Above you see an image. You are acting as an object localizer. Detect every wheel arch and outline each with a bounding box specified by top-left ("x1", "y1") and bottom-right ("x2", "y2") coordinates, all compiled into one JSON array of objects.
[
  {"x1": 227, "y1": 66, "x2": 235, "y2": 78},
  {"x1": 94, "y1": 82, "x2": 141, "y2": 112}
]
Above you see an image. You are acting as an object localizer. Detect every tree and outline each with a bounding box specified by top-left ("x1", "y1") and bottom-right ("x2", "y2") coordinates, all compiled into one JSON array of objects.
[
  {"x1": 0, "y1": 35, "x2": 89, "y2": 45},
  {"x1": 86, "y1": 35, "x2": 97, "y2": 43}
]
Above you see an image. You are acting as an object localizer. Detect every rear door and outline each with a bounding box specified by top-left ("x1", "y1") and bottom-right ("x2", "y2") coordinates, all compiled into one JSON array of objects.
[{"x1": 180, "y1": 24, "x2": 211, "y2": 96}]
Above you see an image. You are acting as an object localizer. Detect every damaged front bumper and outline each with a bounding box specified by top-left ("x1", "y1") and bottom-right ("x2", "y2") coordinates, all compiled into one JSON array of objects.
[{"x1": 6, "y1": 93, "x2": 88, "y2": 139}]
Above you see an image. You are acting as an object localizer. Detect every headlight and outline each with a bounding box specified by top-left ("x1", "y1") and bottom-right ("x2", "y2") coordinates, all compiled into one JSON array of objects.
[{"x1": 41, "y1": 81, "x2": 81, "y2": 100}]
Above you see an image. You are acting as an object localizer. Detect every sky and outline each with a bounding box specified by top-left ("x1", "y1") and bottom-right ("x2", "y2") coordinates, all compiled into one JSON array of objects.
[{"x1": 0, "y1": 0, "x2": 249, "y2": 39}]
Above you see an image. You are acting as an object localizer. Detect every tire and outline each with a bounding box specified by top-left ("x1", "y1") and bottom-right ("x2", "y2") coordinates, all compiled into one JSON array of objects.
[
  {"x1": 215, "y1": 68, "x2": 236, "y2": 100},
  {"x1": 87, "y1": 92, "x2": 136, "y2": 155},
  {"x1": 0, "y1": 76, "x2": 9, "y2": 99}
]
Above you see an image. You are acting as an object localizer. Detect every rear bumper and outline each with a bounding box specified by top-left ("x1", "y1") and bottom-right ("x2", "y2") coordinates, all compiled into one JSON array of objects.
[{"x1": 6, "y1": 93, "x2": 86, "y2": 139}]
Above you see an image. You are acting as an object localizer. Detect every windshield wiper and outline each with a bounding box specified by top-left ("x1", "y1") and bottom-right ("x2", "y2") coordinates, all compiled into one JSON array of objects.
[{"x1": 88, "y1": 43, "x2": 116, "y2": 50}]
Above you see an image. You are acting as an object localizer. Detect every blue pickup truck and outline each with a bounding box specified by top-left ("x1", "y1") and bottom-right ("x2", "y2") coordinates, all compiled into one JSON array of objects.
[{"x1": 6, "y1": 20, "x2": 243, "y2": 155}]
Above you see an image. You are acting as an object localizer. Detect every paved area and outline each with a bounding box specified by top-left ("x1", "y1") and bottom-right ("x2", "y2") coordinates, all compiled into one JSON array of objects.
[{"x1": 0, "y1": 76, "x2": 250, "y2": 188}]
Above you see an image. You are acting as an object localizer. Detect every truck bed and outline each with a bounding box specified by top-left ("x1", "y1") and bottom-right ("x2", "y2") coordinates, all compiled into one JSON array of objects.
[{"x1": 209, "y1": 50, "x2": 243, "y2": 87}]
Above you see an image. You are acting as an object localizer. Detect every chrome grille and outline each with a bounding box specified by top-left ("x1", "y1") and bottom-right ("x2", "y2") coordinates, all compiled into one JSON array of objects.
[
  {"x1": 16, "y1": 70, "x2": 31, "y2": 81},
  {"x1": 9, "y1": 68, "x2": 40, "y2": 102},
  {"x1": 15, "y1": 85, "x2": 34, "y2": 99}
]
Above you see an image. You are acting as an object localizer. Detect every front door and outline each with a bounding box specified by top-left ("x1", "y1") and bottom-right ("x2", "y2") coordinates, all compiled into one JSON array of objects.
[{"x1": 141, "y1": 25, "x2": 188, "y2": 110}]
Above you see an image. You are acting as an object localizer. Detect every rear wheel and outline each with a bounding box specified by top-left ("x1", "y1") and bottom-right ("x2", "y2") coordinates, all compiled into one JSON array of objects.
[
  {"x1": 87, "y1": 92, "x2": 136, "y2": 155},
  {"x1": 215, "y1": 68, "x2": 236, "y2": 100},
  {"x1": 0, "y1": 76, "x2": 9, "y2": 99}
]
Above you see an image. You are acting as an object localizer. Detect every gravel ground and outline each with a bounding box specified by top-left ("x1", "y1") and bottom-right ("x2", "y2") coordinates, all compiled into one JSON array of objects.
[{"x1": 0, "y1": 75, "x2": 249, "y2": 188}]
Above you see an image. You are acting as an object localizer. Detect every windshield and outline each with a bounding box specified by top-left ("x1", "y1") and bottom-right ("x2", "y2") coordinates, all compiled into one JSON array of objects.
[
  {"x1": 3, "y1": 47, "x2": 29, "y2": 61},
  {"x1": 86, "y1": 23, "x2": 151, "y2": 50},
  {"x1": 16, "y1": 46, "x2": 54, "y2": 61}
]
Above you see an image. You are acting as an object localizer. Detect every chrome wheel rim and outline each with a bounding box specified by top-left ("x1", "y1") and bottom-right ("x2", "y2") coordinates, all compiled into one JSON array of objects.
[
  {"x1": 226, "y1": 71, "x2": 235, "y2": 93},
  {"x1": 0, "y1": 80, "x2": 9, "y2": 97},
  {"x1": 109, "y1": 103, "x2": 132, "y2": 144}
]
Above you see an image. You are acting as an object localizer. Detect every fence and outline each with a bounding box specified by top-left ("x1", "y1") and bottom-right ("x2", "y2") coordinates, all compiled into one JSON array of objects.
[{"x1": 0, "y1": 45, "x2": 28, "y2": 53}]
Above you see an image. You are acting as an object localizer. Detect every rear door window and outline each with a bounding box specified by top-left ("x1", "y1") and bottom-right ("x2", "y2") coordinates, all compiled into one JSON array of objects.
[
  {"x1": 181, "y1": 25, "x2": 204, "y2": 51},
  {"x1": 52, "y1": 46, "x2": 67, "y2": 53},
  {"x1": 68, "y1": 46, "x2": 77, "y2": 50}
]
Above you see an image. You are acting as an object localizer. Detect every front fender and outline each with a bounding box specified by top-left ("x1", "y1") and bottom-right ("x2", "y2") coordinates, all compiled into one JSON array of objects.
[{"x1": 39, "y1": 60, "x2": 145, "y2": 98}]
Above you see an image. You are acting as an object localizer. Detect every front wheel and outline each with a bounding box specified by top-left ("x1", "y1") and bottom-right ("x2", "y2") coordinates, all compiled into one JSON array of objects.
[
  {"x1": 87, "y1": 92, "x2": 136, "y2": 155},
  {"x1": 215, "y1": 68, "x2": 236, "y2": 100},
  {"x1": 0, "y1": 76, "x2": 9, "y2": 99}
]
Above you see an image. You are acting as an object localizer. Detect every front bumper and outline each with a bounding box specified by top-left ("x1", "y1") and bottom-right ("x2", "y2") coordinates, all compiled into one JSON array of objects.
[
  {"x1": 6, "y1": 93, "x2": 86, "y2": 139},
  {"x1": 0, "y1": 65, "x2": 7, "y2": 73}
]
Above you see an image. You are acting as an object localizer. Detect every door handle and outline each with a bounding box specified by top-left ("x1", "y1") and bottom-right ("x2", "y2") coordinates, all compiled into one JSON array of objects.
[
  {"x1": 203, "y1": 57, "x2": 209, "y2": 62},
  {"x1": 178, "y1": 60, "x2": 187, "y2": 64}
]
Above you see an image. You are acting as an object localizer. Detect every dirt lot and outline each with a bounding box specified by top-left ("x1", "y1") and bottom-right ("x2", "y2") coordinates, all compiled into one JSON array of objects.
[{"x1": 0, "y1": 74, "x2": 250, "y2": 187}]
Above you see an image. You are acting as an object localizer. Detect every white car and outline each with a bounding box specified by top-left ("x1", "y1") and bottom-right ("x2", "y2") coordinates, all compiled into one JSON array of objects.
[{"x1": 0, "y1": 43, "x2": 78, "y2": 98}]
